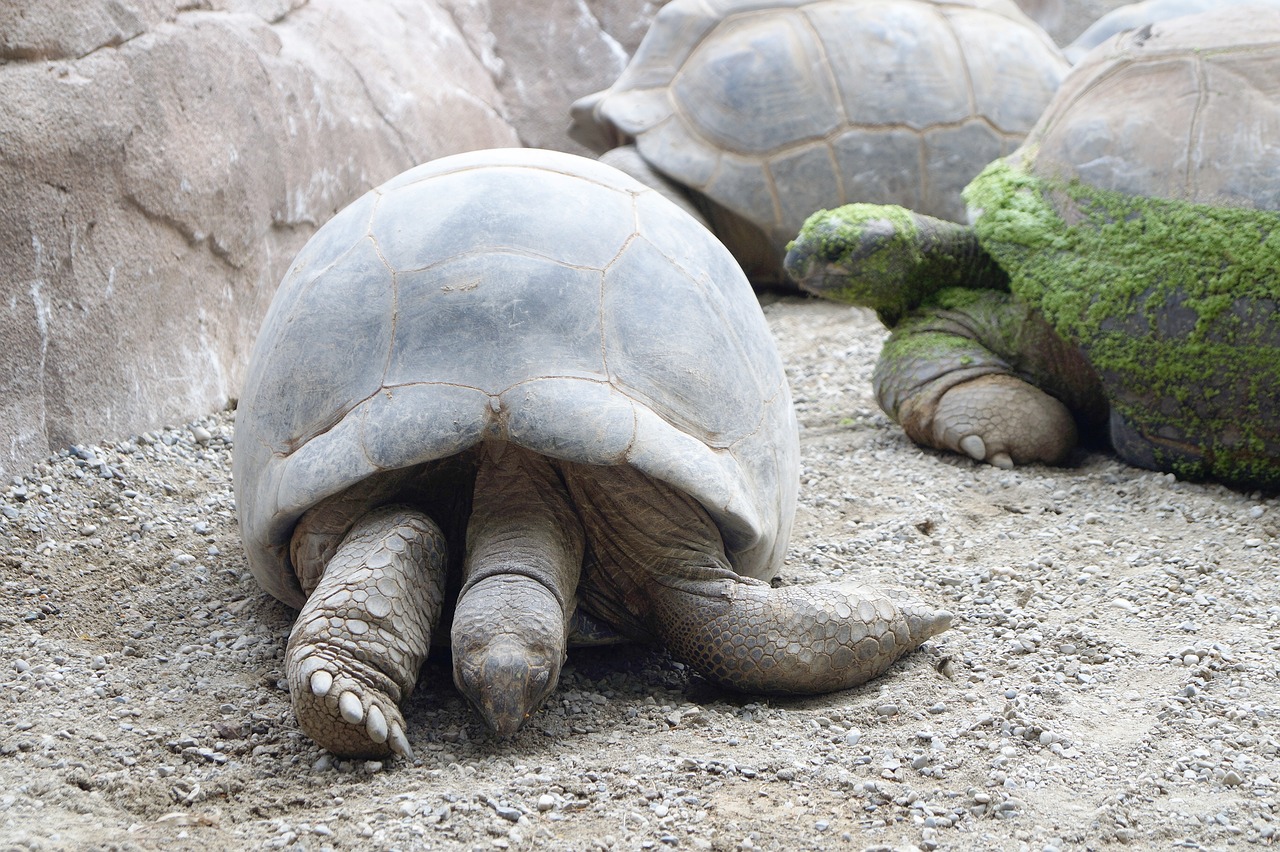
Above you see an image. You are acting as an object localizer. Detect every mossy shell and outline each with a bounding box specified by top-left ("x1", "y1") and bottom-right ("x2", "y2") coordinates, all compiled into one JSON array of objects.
[
  {"x1": 570, "y1": 0, "x2": 1067, "y2": 258},
  {"x1": 964, "y1": 8, "x2": 1280, "y2": 486},
  {"x1": 233, "y1": 148, "x2": 799, "y2": 609}
]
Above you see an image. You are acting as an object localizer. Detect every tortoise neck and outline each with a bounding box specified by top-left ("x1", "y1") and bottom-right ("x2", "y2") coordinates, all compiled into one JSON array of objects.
[{"x1": 914, "y1": 214, "x2": 1008, "y2": 292}]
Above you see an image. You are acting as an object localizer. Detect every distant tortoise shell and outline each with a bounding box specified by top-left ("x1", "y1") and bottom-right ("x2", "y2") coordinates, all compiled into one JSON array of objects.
[
  {"x1": 1012, "y1": 7, "x2": 1280, "y2": 206},
  {"x1": 1062, "y1": 0, "x2": 1280, "y2": 64},
  {"x1": 571, "y1": 0, "x2": 1068, "y2": 250},
  {"x1": 233, "y1": 148, "x2": 799, "y2": 609},
  {"x1": 966, "y1": 8, "x2": 1280, "y2": 484}
]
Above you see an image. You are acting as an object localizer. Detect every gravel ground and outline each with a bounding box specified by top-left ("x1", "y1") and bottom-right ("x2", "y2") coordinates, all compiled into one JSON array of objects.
[{"x1": 2, "y1": 297, "x2": 1277, "y2": 851}]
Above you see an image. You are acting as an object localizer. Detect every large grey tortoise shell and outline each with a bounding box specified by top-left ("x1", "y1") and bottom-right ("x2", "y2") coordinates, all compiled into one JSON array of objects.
[
  {"x1": 233, "y1": 148, "x2": 799, "y2": 609},
  {"x1": 570, "y1": 0, "x2": 1068, "y2": 245},
  {"x1": 1016, "y1": 7, "x2": 1280, "y2": 207}
]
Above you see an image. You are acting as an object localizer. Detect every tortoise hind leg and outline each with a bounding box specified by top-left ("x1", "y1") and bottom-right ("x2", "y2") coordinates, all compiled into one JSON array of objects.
[
  {"x1": 286, "y1": 505, "x2": 447, "y2": 760},
  {"x1": 563, "y1": 463, "x2": 951, "y2": 695},
  {"x1": 655, "y1": 576, "x2": 952, "y2": 694}
]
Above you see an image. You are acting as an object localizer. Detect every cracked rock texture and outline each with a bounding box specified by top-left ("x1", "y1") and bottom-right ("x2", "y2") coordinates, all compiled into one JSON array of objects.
[{"x1": 0, "y1": 0, "x2": 657, "y2": 480}]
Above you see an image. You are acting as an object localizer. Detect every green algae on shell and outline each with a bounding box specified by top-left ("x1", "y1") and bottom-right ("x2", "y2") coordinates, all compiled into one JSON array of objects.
[{"x1": 965, "y1": 158, "x2": 1280, "y2": 486}]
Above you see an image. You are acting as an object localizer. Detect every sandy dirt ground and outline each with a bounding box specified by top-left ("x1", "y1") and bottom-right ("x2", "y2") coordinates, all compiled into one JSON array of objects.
[{"x1": 2, "y1": 297, "x2": 1276, "y2": 851}]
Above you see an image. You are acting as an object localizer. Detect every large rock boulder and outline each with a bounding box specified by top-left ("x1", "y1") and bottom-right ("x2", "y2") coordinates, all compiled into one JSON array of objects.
[{"x1": 0, "y1": 0, "x2": 661, "y2": 480}]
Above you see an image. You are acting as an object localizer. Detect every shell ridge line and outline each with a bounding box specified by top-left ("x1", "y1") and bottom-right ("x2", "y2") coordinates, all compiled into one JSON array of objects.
[
  {"x1": 686, "y1": 115, "x2": 1012, "y2": 164},
  {"x1": 394, "y1": 160, "x2": 647, "y2": 196},
  {"x1": 761, "y1": 160, "x2": 784, "y2": 230},
  {"x1": 938, "y1": 7, "x2": 978, "y2": 123},
  {"x1": 394, "y1": 245, "x2": 608, "y2": 277},
  {"x1": 606, "y1": 228, "x2": 757, "y2": 447},
  {"x1": 797, "y1": 0, "x2": 849, "y2": 204},
  {"x1": 597, "y1": 198, "x2": 644, "y2": 385},
  {"x1": 365, "y1": 190, "x2": 398, "y2": 394},
  {"x1": 600, "y1": 225, "x2": 642, "y2": 388},
  {"x1": 1186, "y1": 53, "x2": 1209, "y2": 200},
  {"x1": 800, "y1": 3, "x2": 849, "y2": 126},
  {"x1": 272, "y1": 395, "x2": 365, "y2": 461},
  {"x1": 633, "y1": 228, "x2": 777, "y2": 408},
  {"x1": 726, "y1": 391, "x2": 774, "y2": 457},
  {"x1": 285, "y1": 197, "x2": 384, "y2": 306},
  {"x1": 354, "y1": 397, "x2": 383, "y2": 473},
  {"x1": 277, "y1": 377, "x2": 626, "y2": 463},
  {"x1": 1044, "y1": 55, "x2": 1140, "y2": 141}
]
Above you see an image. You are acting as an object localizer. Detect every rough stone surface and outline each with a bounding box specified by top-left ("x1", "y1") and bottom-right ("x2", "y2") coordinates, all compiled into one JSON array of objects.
[
  {"x1": 1, "y1": 298, "x2": 1276, "y2": 850},
  {"x1": 0, "y1": 0, "x2": 663, "y2": 481},
  {"x1": 474, "y1": 0, "x2": 663, "y2": 152}
]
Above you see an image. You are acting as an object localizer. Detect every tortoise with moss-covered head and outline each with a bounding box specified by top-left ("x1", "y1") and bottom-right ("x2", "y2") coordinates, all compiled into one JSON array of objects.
[
  {"x1": 785, "y1": 8, "x2": 1280, "y2": 489},
  {"x1": 234, "y1": 147, "x2": 951, "y2": 760},
  {"x1": 569, "y1": 0, "x2": 1068, "y2": 289}
]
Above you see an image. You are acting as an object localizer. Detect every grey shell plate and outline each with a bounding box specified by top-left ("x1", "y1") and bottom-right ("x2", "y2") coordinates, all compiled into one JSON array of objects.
[
  {"x1": 233, "y1": 148, "x2": 799, "y2": 609},
  {"x1": 1017, "y1": 6, "x2": 1280, "y2": 207}
]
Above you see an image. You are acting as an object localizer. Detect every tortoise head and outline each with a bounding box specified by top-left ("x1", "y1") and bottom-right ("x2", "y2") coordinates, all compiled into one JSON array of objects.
[
  {"x1": 786, "y1": 203, "x2": 990, "y2": 326},
  {"x1": 784, "y1": 204, "x2": 929, "y2": 317},
  {"x1": 451, "y1": 576, "x2": 566, "y2": 737}
]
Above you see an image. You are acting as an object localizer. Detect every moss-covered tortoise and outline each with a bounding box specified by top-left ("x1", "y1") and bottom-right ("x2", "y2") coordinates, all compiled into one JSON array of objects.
[
  {"x1": 569, "y1": 0, "x2": 1068, "y2": 288},
  {"x1": 786, "y1": 9, "x2": 1280, "y2": 489},
  {"x1": 233, "y1": 147, "x2": 951, "y2": 759}
]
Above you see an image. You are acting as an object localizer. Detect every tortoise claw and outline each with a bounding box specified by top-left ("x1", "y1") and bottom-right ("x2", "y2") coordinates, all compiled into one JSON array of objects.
[
  {"x1": 388, "y1": 721, "x2": 415, "y2": 762},
  {"x1": 309, "y1": 668, "x2": 333, "y2": 697},
  {"x1": 959, "y1": 434, "x2": 986, "y2": 461},
  {"x1": 338, "y1": 690, "x2": 364, "y2": 724}
]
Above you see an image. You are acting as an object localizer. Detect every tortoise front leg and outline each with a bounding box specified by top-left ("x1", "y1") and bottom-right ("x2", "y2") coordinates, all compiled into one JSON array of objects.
[
  {"x1": 875, "y1": 290, "x2": 1106, "y2": 469},
  {"x1": 286, "y1": 505, "x2": 447, "y2": 760}
]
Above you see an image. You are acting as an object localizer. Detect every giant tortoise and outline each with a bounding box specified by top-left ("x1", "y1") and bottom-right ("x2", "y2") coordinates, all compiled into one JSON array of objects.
[
  {"x1": 233, "y1": 147, "x2": 951, "y2": 758},
  {"x1": 569, "y1": 0, "x2": 1069, "y2": 288},
  {"x1": 786, "y1": 8, "x2": 1280, "y2": 489}
]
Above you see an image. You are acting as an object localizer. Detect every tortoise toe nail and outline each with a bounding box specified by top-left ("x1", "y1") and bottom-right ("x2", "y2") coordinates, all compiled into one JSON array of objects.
[
  {"x1": 959, "y1": 435, "x2": 986, "y2": 461},
  {"x1": 388, "y1": 722, "x2": 415, "y2": 762},
  {"x1": 338, "y1": 690, "x2": 364, "y2": 725},
  {"x1": 309, "y1": 669, "x2": 333, "y2": 697},
  {"x1": 366, "y1": 704, "x2": 389, "y2": 744},
  {"x1": 990, "y1": 452, "x2": 1014, "y2": 469}
]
